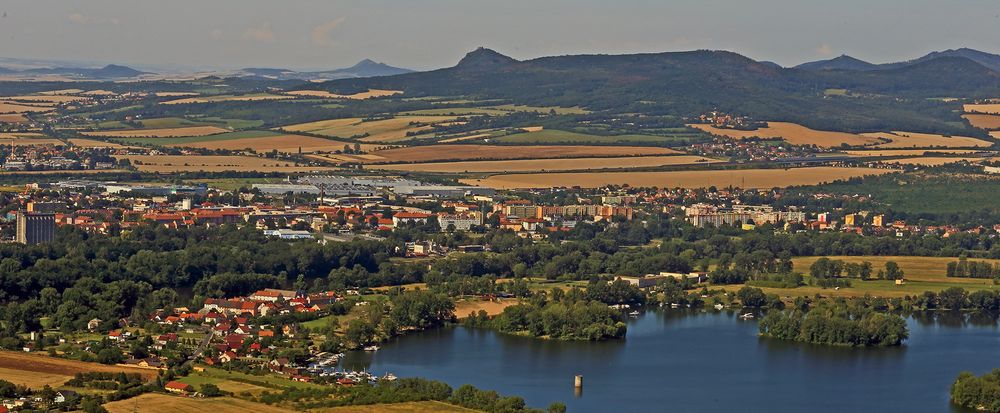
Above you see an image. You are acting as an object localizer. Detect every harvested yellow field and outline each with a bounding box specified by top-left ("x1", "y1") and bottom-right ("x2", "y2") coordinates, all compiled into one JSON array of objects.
[
  {"x1": 83, "y1": 126, "x2": 229, "y2": 138},
  {"x1": 284, "y1": 116, "x2": 457, "y2": 143},
  {"x1": 68, "y1": 138, "x2": 130, "y2": 148},
  {"x1": 962, "y1": 114, "x2": 1000, "y2": 130},
  {"x1": 283, "y1": 118, "x2": 358, "y2": 132},
  {"x1": 38, "y1": 89, "x2": 84, "y2": 95},
  {"x1": 0, "y1": 351, "x2": 159, "y2": 382},
  {"x1": 0, "y1": 132, "x2": 44, "y2": 138},
  {"x1": 81, "y1": 89, "x2": 116, "y2": 96},
  {"x1": 0, "y1": 134, "x2": 66, "y2": 146},
  {"x1": 0, "y1": 169, "x2": 129, "y2": 175},
  {"x1": 462, "y1": 167, "x2": 895, "y2": 189},
  {"x1": 489, "y1": 104, "x2": 589, "y2": 115},
  {"x1": 4, "y1": 95, "x2": 89, "y2": 103},
  {"x1": 0, "y1": 102, "x2": 55, "y2": 113},
  {"x1": 963, "y1": 103, "x2": 1000, "y2": 114},
  {"x1": 689, "y1": 122, "x2": 880, "y2": 147},
  {"x1": 104, "y1": 394, "x2": 294, "y2": 413},
  {"x1": 0, "y1": 366, "x2": 73, "y2": 389},
  {"x1": 370, "y1": 155, "x2": 718, "y2": 173},
  {"x1": 845, "y1": 149, "x2": 980, "y2": 157},
  {"x1": 347, "y1": 144, "x2": 682, "y2": 164},
  {"x1": 313, "y1": 401, "x2": 481, "y2": 413},
  {"x1": 455, "y1": 299, "x2": 519, "y2": 319},
  {"x1": 438, "y1": 133, "x2": 492, "y2": 143},
  {"x1": 864, "y1": 131, "x2": 993, "y2": 148},
  {"x1": 11, "y1": 138, "x2": 65, "y2": 146},
  {"x1": 160, "y1": 94, "x2": 293, "y2": 104},
  {"x1": 154, "y1": 92, "x2": 199, "y2": 97},
  {"x1": 285, "y1": 89, "x2": 402, "y2": 99},
  {"x1": 307, "y1": 154, "x2": 359, "y2": 163},
  {"x1": 116, "y1": 155, "x2": 338, "y2": 173},
  {"x1": 0, "y1": 113, "x2": 28, "y2": 123},
  {"x1": 169, "y1": 133, "x2": 382, "y2": 153},
  {"x1": 880, "y1": 156, "x2": 984, "y2": 166}
]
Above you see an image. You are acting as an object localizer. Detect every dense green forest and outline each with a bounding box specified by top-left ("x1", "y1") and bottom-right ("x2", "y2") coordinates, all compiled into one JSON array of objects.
[
  {"x1": 464, "y1": 286, "x2": 630, "y2": 341},
  {"x1": 951, "y1": 369, "x2": 1000, "y2": 412},
  {"x1": 758, "y1": 300, "x2": 909, "y2": 347}
]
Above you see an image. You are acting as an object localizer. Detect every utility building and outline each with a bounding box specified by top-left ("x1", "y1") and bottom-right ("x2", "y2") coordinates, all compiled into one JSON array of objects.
[{"x1": 16, "y1": 211, "x2": 55, "y2": 244}]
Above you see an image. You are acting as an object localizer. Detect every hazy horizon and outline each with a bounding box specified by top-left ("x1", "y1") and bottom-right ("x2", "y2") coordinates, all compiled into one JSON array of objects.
[{"x1": 2, "y1": 0, "x2": 999, "y2": 72}]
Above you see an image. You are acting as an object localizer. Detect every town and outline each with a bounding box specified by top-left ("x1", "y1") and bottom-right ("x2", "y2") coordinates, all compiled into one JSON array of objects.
[{"x1": 4, "y1": 3, "x2": 1000, "y2": 411}]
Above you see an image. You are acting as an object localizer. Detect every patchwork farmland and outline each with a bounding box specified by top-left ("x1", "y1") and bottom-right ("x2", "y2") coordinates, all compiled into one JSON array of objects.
[
  {"x1": 282, "y1": 116, "x2": 459, "y2": 143},
  {"x1": 689, "y1": 122, "x2": 881, "y2": 147},
  {"x1": 82, "y1": 126, "x2": 230, "y2": 138},
  {"x1": 368, "y1": 155, "x2": 718, "y2": 173},
  {"x1": 115, "y1": 155, "x2": 338, "y2": 173},
  {"x1": 863, "y1": 131, "x2": 993, "y2": 148},
  {"x1": 332, "y1": 144, "x2": 683, "y2": 164},
  {"x1": 462, "y1": 166, "x2": 896, "y2": 189}
]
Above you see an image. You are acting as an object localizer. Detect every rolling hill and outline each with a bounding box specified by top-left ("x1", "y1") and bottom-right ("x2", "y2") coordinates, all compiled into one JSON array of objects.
[
  {"x1": 19, "y1": 64, "x2": 147, "y2": 78},
  {"x1": 795, "y1": 55, "x2": 877, "y2": 71},
  {"x1": 238, "y1": 59, "x2": 413, "y2": 81},
  {"x1": 305, "y1": 48, "x2": 1000, "y2": 135},
  {"x1": 797, "y1": 48, "x2": 1000, "y2": 73}
]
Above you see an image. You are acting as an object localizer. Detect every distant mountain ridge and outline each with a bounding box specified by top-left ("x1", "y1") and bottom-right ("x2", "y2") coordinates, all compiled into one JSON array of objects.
[
  {"x1": 236, "y1": 59, "x2": 413, "y2": 81},
  {"x1": 796, "y1": 48, "x2": 1000, "y2": 72},
  {"x1": 795, "y1": 55, "x2": 877, "y2": 71},
  {"x1": 306, "y1": 47, "x2": 1000, "y2": 136},
  {"x1": 0, "y1": 63, "x2": 147, "y2": 79}
]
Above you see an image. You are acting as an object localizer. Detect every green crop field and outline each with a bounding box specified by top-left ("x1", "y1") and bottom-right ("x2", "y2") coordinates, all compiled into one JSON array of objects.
[
  {"x1": 137, "y1": 117, "x2": 203, "y2": 128},
  {"x1": 111, "y1": 130, "x2": 278, "y2": 146},
  {"x1": 195, "y1": 116, "x2": 264, "y2": 129},
  {"x1": 402, "y1": 107, "x2": 513, "y2": 116},
  {"x1": 301, "y1": 314, "x2": 338, "y2": 330}
]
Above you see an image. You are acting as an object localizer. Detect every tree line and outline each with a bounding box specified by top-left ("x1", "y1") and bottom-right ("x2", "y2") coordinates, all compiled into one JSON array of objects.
[
  {"x1": 759, "y1": 299, "x2": 909, "y2": 347},
  {"x1": 465, "y1": 286, "x2": 629, "y2": 341}
]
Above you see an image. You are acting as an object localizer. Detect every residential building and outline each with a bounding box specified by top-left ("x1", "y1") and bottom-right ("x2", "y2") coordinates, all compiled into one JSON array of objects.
[{"x1": 164, "y1": 381, "x2": 193, "y2": 394}]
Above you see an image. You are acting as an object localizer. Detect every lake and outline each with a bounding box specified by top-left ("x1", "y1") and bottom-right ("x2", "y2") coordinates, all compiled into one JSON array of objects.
[{"x1": 342, "y1": 310, "x2": 1000, "y2": 412}]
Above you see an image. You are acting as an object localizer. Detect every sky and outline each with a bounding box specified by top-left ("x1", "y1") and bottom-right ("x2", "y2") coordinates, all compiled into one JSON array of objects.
[{"x1": 1, "y1": 0, "x2": 999, "y2": 72}]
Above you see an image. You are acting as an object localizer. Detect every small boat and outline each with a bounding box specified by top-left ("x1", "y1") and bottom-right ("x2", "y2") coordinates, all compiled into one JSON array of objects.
[
  {"x1": 383, "y1": 373, "x2": 398, "y2": 381},
  {"x1": 739, "y1": 313, "x2": 755, "y2": 320},
  {"x1": 670, "y1": 303, "x2": 680, "y2": 308},
  {"x1": 628, "y1": 310, "x2": 640, "y2": 317},
  {"x1": 713, "y1": 303, "x2": 725, "y2": 310},
  {"x1": 363, "y1": 345, "x2": 380, "y2": 352}
]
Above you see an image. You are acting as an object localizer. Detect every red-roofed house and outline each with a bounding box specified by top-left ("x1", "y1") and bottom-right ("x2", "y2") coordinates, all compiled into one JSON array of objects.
[{"x1": 164, "y1": 381, "x2": 193, "y2": 394}]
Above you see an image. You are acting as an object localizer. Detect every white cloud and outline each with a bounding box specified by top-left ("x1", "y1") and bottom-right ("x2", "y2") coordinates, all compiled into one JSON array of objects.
[
  {"x1": 242, "y1": 21, "x2": 275, "y2": 43},
  {"x1": 210, "y1": 29, "x2": 224, "y2": 40},
  {"x1": 311, "y1": 17, "x2": 346, "y2": 46},
  {"x1": 816, "y1": 43, "x2": 833, "y2": 56}
]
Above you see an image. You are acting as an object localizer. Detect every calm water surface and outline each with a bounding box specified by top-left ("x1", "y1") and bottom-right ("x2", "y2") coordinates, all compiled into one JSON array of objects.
[{"x1": 342, "y1": 310, "x2": 1000, "y2": 412}]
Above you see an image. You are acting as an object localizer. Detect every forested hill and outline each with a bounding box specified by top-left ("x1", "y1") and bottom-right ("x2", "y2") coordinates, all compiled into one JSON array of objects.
[{"x1": 307, "y1": 48, "x2": 1000, "y2": 135}]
